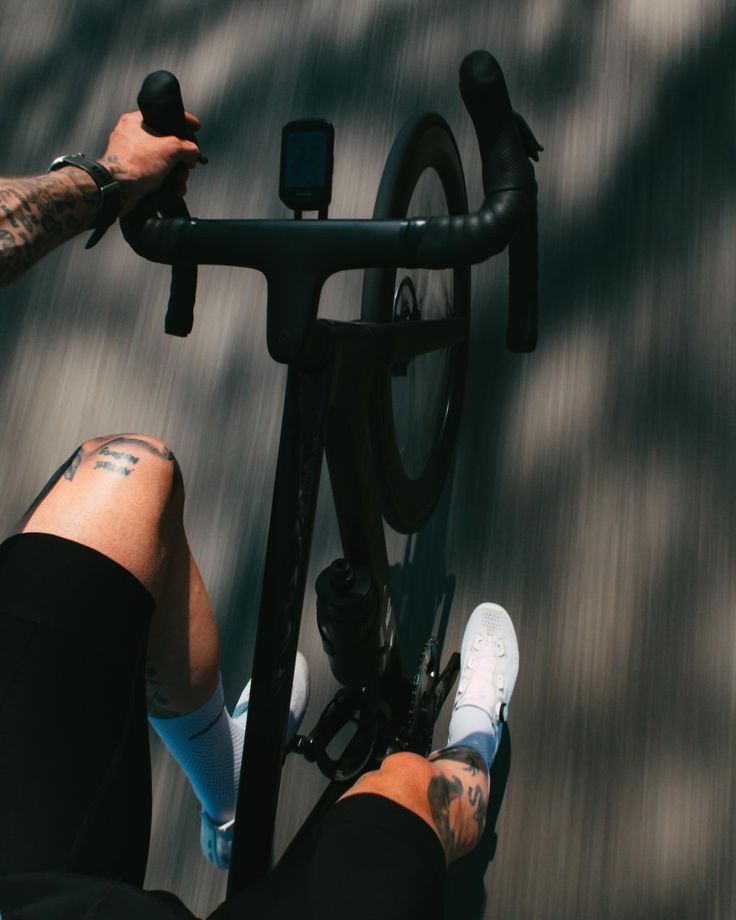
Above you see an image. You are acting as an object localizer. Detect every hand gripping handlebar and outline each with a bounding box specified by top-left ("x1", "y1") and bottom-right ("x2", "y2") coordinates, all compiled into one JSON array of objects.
[
  {"x1": 136, "y1": 70, "x2": 201, "y2": 336},
  {"x1": 122, "y1": 51, "x2": 541, "y2": 356}
]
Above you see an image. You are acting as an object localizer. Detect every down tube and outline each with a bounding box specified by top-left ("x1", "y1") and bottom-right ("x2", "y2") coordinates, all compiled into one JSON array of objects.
[{"x1": 227, "y1": 364, "x2": 330, "y2": 895}]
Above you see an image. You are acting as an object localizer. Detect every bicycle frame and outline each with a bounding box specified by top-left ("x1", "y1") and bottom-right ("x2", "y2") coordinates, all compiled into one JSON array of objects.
[
  {"x1": 122, "y1": 48, "x2": 542, "y2": 897},
  {"x1": 225, "y1": 313, "x2": 464, "y2": 894}
]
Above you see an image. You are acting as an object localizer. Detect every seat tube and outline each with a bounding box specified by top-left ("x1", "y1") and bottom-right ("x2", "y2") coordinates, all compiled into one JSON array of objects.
[
  {"x1": 323, "y1": 336, "x2": 407, "y2": 725},
  {"x1": 227, "y1": 363, "x2": 330, "y2": 896}
]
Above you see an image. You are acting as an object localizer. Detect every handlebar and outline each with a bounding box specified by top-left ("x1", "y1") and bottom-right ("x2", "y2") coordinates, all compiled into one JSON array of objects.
[{"x1": 121, "y1": 51, "x2": 541, "y2": 359}]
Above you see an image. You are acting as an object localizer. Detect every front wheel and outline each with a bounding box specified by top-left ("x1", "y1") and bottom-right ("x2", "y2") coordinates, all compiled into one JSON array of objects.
[{"x1": 361, "y1": 113, "x2": 470, "y2": 534}]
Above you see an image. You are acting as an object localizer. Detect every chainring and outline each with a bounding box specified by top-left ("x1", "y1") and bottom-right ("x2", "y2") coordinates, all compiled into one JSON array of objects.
[{"x1": 404, "y1": 637, "x2": 440, "y2": 756}]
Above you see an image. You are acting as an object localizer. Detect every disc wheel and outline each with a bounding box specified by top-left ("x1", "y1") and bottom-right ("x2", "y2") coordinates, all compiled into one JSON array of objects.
[{"x1": 361, "y1": 113, "x2": 470, "y2": 534}]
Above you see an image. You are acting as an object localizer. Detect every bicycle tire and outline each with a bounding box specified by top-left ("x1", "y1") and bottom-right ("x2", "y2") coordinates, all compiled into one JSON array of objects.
[{"x1": 361, "y1": 113, "x2": 470, "y2": 534}]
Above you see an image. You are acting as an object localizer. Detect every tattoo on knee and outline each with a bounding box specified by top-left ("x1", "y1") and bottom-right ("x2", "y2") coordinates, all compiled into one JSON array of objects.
[
  {"x1": 94, "y1": 437, "x2": 183, "y2": 491},
  {"x1": 63, "y1": 451, "x2": 82, "y2": 481}
]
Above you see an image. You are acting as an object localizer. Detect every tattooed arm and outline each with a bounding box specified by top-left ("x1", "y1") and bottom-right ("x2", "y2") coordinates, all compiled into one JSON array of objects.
[{"x1": 0, "y1": 110, "x2": 201, "y2": 288}]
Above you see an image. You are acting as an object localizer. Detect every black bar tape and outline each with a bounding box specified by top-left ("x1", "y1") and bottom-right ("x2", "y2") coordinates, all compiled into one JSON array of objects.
[{"x1": 459, "y1": 51, "x2": 533, "y2": 195}]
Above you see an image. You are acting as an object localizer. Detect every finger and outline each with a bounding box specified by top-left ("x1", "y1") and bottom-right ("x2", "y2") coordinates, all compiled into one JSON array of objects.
[
  {"x1": 176, "y1": 141, "x2": 200, "y2": 167},
  {"x1": 173, "y1": 164, "x2": 190, "y2": 196},
  {"x1": 184, "y1": 111, "x2": 201, "y2": 131}
]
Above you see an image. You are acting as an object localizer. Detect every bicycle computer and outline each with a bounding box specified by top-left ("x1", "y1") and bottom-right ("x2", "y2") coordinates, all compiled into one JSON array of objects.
[{"x1": 279, "y1": 119, "x2": 334, "y2": 215}]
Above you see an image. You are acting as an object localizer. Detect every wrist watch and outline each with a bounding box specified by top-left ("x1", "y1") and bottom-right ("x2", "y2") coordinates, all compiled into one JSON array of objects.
[{"x1": 48, "y1": 153, "x2": 122, "y2": 249}]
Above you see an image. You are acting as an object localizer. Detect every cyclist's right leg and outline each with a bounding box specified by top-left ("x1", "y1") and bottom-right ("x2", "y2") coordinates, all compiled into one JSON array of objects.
[
  {"x1": 211, "y1": 604, "x2": 518, "y2": 920},
  {"x1": 337, "y1": 602, "x2": 518, "y2": 866}
]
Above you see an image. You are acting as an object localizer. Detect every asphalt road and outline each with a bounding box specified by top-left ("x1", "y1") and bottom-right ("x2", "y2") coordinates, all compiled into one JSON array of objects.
[{"x1": 1, "y1": 2, "x2": 733, "y2": 917}]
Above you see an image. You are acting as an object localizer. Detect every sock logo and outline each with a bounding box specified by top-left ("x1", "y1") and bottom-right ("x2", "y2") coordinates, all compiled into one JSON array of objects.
[{"x1": 188, "y1": 707, "x2": 225, "y2": 741}]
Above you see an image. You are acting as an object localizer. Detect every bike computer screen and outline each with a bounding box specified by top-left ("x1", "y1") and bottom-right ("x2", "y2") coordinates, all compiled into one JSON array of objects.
[{"x1": 279, "y1": 119, "x2": 334, "y2": 212}]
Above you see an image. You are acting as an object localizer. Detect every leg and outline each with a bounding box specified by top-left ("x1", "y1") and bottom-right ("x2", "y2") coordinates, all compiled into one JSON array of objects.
[
  {"x1": 301, "y1": 603, "x2": 517, "y2": 919},
  {"x1": 339, "y1": 748, "x2": 489, "y2": 864},
  {"x1": 6, "y1": 434, "x2": 309, "y2": 874},
  {"x1": 1, "y1": 433, "x2": 219, "y2": 882},
  {"x1": 0, "y1": 525, "x2": 154, "y2": 882},
  {"x1": 336, "y1": 601, "x2": 519, "y2": 866},
  {"x1": 16, "y1": 434, "x2": 220, "y2": 716}
]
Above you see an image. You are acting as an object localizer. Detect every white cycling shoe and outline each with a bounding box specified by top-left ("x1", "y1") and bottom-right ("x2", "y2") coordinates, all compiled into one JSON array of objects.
[
  {"x1": 200, "y1": 651, "x2": 310, "y2": 870},
  {"x1": 444, "y1": 603, "x2": 519, "y2": 768}
]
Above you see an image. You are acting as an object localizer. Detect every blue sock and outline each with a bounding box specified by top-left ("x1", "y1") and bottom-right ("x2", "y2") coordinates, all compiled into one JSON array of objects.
[
  {"x1": 443, "y1": 704, "x2": 501, "y2": 771},
  {"x1": 149, "y1": 678, "x2": 245, "y2": 824}
]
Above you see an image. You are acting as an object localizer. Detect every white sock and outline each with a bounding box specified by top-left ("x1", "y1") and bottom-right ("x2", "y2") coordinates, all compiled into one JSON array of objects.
[
  {"x1": 149, "y1": 678, "x2": 244, "y2": 824},
  {"x1": 149, "y1": 655, "x2": 309, "y2": 826}
]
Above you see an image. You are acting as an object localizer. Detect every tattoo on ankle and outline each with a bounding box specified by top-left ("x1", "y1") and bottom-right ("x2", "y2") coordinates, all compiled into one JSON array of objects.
[{"x1": 427, "y1": 773, "x2": 463, "y2": 860}]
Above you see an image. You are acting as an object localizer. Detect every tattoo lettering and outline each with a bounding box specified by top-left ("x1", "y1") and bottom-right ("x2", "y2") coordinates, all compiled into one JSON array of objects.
[
  {"x1": 99, "y1": 436, "x2": 182, "y2": 492},
  {"x1": 93, "y1": 460, "x2": 133, "y2": 476},
  {"x1": 99, "y1": 445, "x2": 140, "y2": 465},
  {"x1": 99, "y1": 436, "x2": 174, "y2": 462}
]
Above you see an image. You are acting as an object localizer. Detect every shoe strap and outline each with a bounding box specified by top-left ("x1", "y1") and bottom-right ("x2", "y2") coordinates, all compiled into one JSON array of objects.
[{"x1": 200, "y1": 811, "x2": 235, "y2": 870}]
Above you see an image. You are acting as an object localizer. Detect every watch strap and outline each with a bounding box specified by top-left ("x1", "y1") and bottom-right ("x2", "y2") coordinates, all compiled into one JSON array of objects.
[{"x1": 48, "y1": 153, "x2": 121, "y2": 248}]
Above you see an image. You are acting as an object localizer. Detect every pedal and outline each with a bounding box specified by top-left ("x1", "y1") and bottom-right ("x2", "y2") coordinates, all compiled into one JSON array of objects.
[{"x1": 403, "y1": 640, "x2": 460, "y2": 756}]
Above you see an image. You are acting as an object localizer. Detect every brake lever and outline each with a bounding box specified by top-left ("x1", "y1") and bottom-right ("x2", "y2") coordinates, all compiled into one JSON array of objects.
[
  {"x1": 135, "y1": 69, "x2": 202, "y2": 337},
  {"x1": 513, "y1": 112, "x2": 543, "y2": 162}
]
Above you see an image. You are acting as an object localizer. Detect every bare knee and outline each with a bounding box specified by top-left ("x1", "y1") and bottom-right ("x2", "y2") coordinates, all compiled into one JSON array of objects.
[
  {"x1": 376, "y1": 751, "x2": 439, "y2": 784},
  {"x1": 16, "y1": 433, "x2": 185, "y2": 591},
  {"x1": 340, "y1": 752, "x2": 440, "y2": 807}
]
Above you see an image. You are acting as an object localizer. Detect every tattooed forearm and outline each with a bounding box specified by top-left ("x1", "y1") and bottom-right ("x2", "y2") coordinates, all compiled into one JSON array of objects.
[{"x1": 0, "y1": 170, "x2": 98, "y2": 287}]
